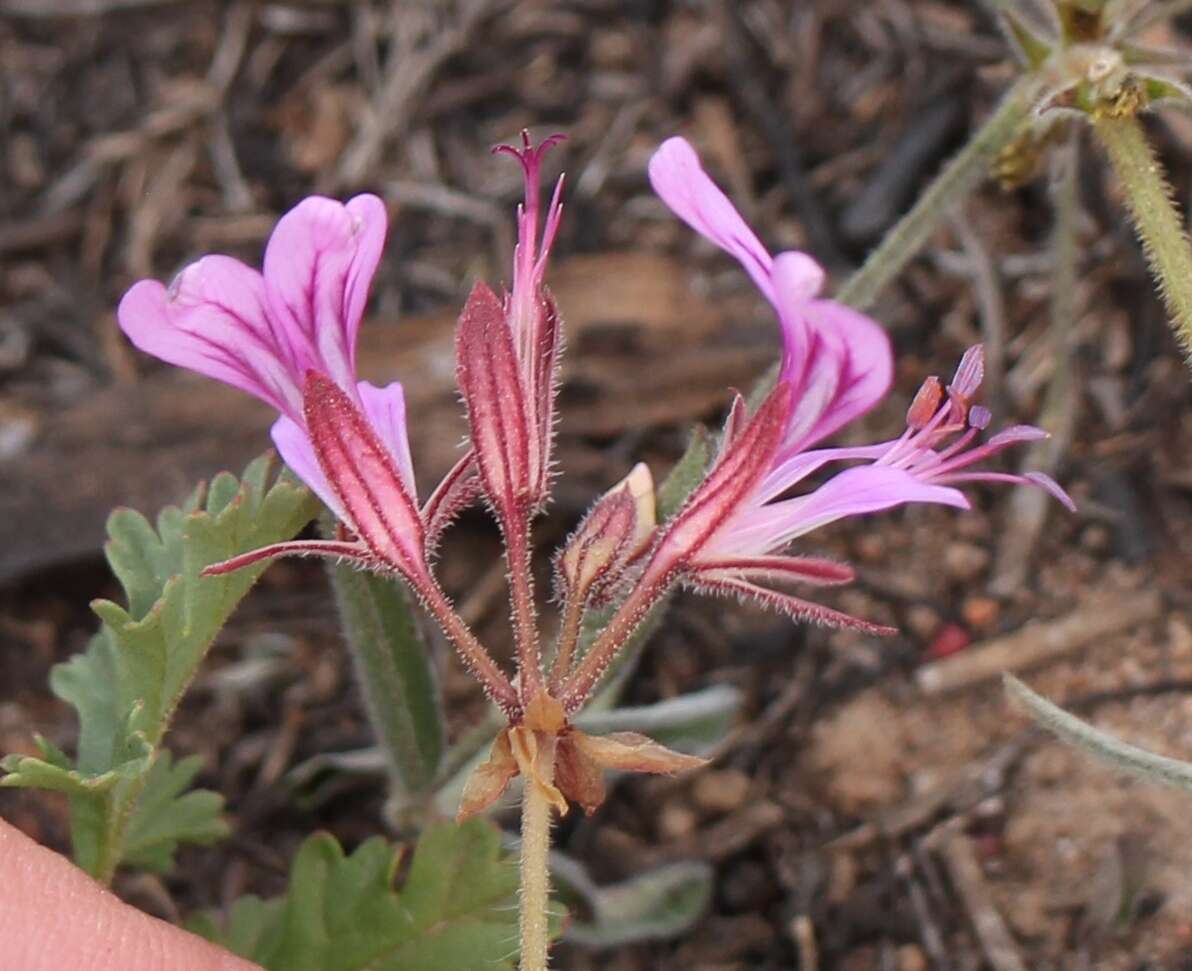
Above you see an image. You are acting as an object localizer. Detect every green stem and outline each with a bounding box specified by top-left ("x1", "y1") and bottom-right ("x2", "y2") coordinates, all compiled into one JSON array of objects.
[
  {"x1": 837, "y1": 74, "x2": 1040, "y2": 311},
  {"x1": 1092, "y1": 111, "x2": 1192, "y2": 361},
  {"x1": 518, "y1": 751, "x2": 555, "y2": 971}
]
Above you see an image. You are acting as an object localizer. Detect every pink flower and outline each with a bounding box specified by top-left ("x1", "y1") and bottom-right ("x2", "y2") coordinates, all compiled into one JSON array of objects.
[
  {"x1": 117, "y1": 194, "x2": 416, "y2": 528},
  {"x1": 644, "y1": 137, "x2": 1073, "y2": 629},
  {"x1": 117, "y1": 195, "x2": 429, "y2": 585}
]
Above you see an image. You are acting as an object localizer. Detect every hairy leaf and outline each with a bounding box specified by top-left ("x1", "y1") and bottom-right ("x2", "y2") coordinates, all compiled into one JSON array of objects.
[
  {"x1": 329, "y1": 563, "x2": 444, "y2": 796},
  {"x1": 122, "y1": 752, "x2": 229, "y2": 873},
  {"x1": 1005, "y1": 675, "x2": 1192, "y2": 791},
  {"x1": 191, "y1": 819, "x2": 529, "y2": 971},
  {"x1": 2, "y1": 453, "x2": 318, "y2": 879},
  {"x1": 552, "y1": 854, "x2": 712, "y2": 948}
]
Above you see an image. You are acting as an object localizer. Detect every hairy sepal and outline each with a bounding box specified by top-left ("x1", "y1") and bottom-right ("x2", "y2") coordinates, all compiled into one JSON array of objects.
[
  {"x1": 456, "y1": 281, "x2": 532, "y2": 519},
  {"x1": 691, "y1": 574, "x2": 895, "y2": 635},
  {"x1": 652, "y1": 384, "x2": 791, "y2": 571},
  {"x1": 303, "y1": 372, "x2": 427, "y2": 582}
]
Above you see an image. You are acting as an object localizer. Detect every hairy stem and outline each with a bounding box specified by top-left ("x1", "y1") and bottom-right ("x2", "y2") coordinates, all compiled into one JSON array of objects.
[
  {"x1": 503, "y1": 512, "x2": 543, "y2": 701},
  {"x1": 419, "y1": 579, "x2": 520, "y2": 718},
  {"x1": 519, "y1": 753, "x2": 555, "y2": 971},
  {"x1": 546, "y1": 593, "x2": 585, "y2": 695},
  {"x1": 558, "y1": 566, "x2": 673, "y2": 712},
  {"x1": 837, "y1": 74, "x2": 1040, "y2": 310},
  {"x1": 1092, "y1": 111, "x2": 1192, "y2": 362}
]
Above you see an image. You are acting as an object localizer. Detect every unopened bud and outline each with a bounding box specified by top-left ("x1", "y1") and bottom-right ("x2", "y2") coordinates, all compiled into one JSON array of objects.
[{"x1": 556, "y1": 463, "x2": 655, "y2": 606}]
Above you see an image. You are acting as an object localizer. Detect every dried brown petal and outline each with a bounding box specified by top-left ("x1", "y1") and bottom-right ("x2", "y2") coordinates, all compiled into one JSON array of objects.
[
  {"x1": 457, "y1": 730, "x2": 519, "y2": 821},
  {"x1": 554, "y1": 734, "x2": 607, "y2": 815},
  {"x1": 510, "y1": 725, "x2": 568, "y2": 816},
  {"x1": 570, "y1": 730, "x2": 708, "y2": 776}
]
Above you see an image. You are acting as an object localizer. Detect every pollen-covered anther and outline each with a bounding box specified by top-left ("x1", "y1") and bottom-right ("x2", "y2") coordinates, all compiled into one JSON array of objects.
[{"x1": 906, "y1": 376, "x2": 944, "y2": 430}]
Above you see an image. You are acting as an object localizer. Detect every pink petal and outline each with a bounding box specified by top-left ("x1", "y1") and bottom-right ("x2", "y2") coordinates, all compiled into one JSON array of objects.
[
  {"x1": 937, "y1": 471, "x2": 1077, "y2": 512},
  {"x1": 1024, "y1": 471, "x2": 1077, "y2": 512},
  {"x1": 757, "y1": 441, "x2": 892, "y2": 502},
  {"x1": 986, "y1": 424, "x2": 1049, "y2": 448},
  {"x1": 357, "y1": 380, "x2": 417, "y2": 497},
  {"x1": 118, "y1": 258, "x2": 303, "y2": 418},
  {"x1": 784, "y1": 299, "x2": 893, "y2": 448},
  {"x1": 263, "y1": 194, "x2": 387, "y2": 392},
  {"x1": 270, "y1": 415, "x2": 346, "y2": 522},
  {"x1": 690, "y1": 553, "x2": 854, "y2": 586},
  {"x1": 714, "y1": 465, "x2": 969, "y2": 555},
  {"x1": 647, "y1": 137, "x2": 774, "y2": 300}
]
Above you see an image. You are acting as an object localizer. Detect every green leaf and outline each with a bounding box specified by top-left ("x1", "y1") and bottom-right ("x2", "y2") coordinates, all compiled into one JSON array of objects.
[
  {"x1": 328, "y1": 564, "x2": 445, "y2": 797},
  {"x1": 122, "y1": 752, "x2": 229, "y2": 873},
  {"x1": 192, "y1": 819, "x2": 527, "y2": 971},
  {"x1": 2, "y1": 452, "x2": 318, "y2": 880},
  {"x1": 1005, "y1": 675, "x2": 1192, "y2": 791},
  {"x1": 656, "y1": 426, "x2": 711, "y2": 521},
  {"x1": 552, "y1": 854, "x2": 712, "y2": 948}
]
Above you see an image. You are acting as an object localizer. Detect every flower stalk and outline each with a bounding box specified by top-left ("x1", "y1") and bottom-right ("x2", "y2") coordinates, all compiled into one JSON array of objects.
[{"x1": 1092, "y1": 110, "x2": 1192, "y2": 359}]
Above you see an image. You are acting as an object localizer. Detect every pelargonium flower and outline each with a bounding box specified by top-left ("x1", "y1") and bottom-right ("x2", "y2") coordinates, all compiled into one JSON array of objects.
[
  {"x1": 117, "y1": 195, "x2": 428, "y2": 585},
  {"x1": 640, "y1": 137, "x2": 1074, "y2": 631}
]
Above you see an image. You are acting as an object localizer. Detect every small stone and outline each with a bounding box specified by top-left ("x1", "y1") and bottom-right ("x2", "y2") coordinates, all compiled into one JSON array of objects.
[
  {"x1": 854, "y1": 533, "x2": 885, "y2": 562},
  {"x1": 896, "y1": 944, "x2": 928, "y2": 971},
  {"x1": 961, "y1": 595, "x2": 1000, "y2": 630},
  {"x1": 658, "y1": 802, "x2": 698, "y2": 840},
  {"x1": 692, "y1": 769, "x2": 751, "y2": 815},
  {"x1": 1082, "y1": 524, "x2": 1111, "y2": 552},
  {"x1": 905, "y1": 604, "x2": 940, "y2": 639},
  {"x1": 944, "y1": 541, "x2": 990, "y2": 582}
]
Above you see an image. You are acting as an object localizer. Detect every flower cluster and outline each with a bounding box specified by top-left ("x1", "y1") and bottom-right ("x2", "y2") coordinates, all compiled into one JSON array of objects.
[{"x1": 117, "y1": 133, "x2": 1072, "y2": 816}]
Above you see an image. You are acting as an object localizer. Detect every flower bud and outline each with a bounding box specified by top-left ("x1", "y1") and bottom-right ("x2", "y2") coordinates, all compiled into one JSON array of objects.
[{"x1": 556, "y1": 463, "x2": 656, "y2": 607}]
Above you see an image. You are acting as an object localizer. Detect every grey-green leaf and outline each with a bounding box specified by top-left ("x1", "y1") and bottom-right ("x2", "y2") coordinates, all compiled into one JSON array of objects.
[
  {"x1": 329, "y1": 564, "x2": 445, "y2": 797},
  {"x1": 553, "y1": 853, "x2": 713, "y2": 948},
  {"x1": 1005, "y1": 674, "x2": 1192, "y2": 791},
  {"x1": 1, "y1": 452, "x2": 318, "y2": 880},
  {"x1": 122, "y1": 752, "x2": 229, "y2": 873},
  {"x1": 656, "y1": 426, "x2": 711, "y2": 521}
]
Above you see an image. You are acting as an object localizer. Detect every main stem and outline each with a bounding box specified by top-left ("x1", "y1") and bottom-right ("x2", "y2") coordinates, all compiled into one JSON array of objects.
[
  {"x1": 519, "y1": 751, "x2": 555, "y2": 971},
  {"x1": 837, "y1": 74, "x2": 1040, "y2": 311},
  {"x1": 1092, "y1": 111, "x2": 1192, "y2": 361}
]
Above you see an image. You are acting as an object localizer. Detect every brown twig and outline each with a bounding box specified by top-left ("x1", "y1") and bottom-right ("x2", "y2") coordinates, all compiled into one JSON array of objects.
[{"x1": 934, "y1": 826, "x2": 1028, "y2": 971}]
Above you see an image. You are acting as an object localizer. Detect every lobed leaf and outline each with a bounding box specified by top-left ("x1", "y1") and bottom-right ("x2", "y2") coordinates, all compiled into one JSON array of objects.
[
  {"x1": 191, "y1": 819, "x2": 529, "y2": 971},
  {"x1": 1, "y1": 452, "x2": 318, "y2": 878}
]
